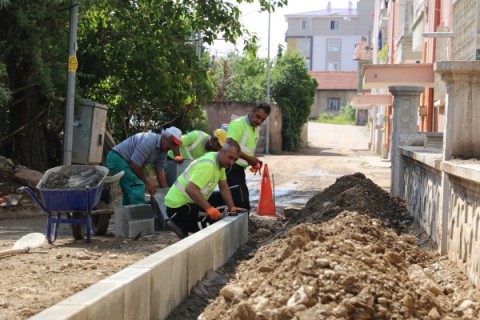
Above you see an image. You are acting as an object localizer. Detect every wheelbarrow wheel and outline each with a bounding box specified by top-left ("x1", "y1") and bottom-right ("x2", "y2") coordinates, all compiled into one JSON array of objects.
[
  {"x1": 91, "y1": 214, "x2": 111, "y2": 235},
  {"x1": 71, "y1": 212, "x2": 87, "y2": 240}
]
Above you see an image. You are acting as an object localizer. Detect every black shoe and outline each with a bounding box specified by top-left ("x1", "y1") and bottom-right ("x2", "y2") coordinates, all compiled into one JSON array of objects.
[{"x1": 166, "y1": 220, "x2": 188, "y2": 239}]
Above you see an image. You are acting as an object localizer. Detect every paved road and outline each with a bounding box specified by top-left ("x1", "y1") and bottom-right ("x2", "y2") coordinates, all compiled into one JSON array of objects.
[
  {"x1": 307, "y1": 122, "x2": 370, "y2": 151},
  {"x1": 248, "y1": 122, "x2": 391, "y2": 211}
]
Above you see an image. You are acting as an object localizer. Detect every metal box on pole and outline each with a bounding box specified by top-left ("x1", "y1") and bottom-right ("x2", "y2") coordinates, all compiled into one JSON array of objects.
[{"x1": 72, "y1": 99, "x2": 108, "y2": 164}]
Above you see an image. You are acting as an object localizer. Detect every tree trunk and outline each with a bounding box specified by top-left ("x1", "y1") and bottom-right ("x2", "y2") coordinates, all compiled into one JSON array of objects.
[{"x1": 7, "y1": 65, "x2": 52, "y2": 171}]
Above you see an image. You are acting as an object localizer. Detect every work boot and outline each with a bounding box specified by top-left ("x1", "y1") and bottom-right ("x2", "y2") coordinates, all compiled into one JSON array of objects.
[{"x1": 166, "y1": 220, "x2": 188, "y2": 239}]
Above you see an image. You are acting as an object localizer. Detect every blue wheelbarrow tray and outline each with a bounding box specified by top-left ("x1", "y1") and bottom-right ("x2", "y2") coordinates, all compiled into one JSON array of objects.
[
  {"x1": 21, "y1": 165, "x2": 109, "y2": 243},
  {"x1": 36, "y1": 165, "x2": 108, "y2": 212}
]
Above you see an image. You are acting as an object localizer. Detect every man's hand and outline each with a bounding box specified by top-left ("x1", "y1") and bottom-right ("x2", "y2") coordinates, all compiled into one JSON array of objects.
[
  {"x1": 249, "y1": 161, "x2": 262, "y2": 175},
  {"x1": 145, "y1": 181, "x2": 156, "y2": 195},
  {"x1": 206, "y1": 207, "x2": 221, "y2": 220},
  {"x1": 228, "y1": 206, "x2": 247, "y2": 216},
  {"x1": 174, "y1": 155, "x2": 184, "y2": 164}
]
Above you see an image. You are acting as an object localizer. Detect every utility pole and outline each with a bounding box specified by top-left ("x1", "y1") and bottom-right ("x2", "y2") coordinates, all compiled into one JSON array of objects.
[
  {"x1": 265, "y1": 2, "x2": 271, "y2": 154},
  {"x1": 63, "y1": 0, "x2": 78, "y2": 165}
]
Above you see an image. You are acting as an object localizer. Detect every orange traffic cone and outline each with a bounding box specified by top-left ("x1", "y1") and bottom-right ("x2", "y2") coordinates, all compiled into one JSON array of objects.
[{"x1": 257, "y1": 163, "x2": 275, "y2": 216}]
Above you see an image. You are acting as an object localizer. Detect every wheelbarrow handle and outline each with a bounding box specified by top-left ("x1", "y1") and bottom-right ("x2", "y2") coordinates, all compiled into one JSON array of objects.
[{"x1": 17, "y1": 186, "x2": 48, "y2": 213}]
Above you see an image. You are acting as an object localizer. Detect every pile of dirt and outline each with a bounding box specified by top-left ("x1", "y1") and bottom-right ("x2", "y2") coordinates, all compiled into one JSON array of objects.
[{"x1": 168, "y1": 173, "x2": 480, "y2": 320}]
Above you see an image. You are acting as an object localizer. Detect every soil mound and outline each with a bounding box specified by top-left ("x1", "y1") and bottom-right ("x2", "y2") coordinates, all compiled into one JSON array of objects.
[{"x1": 194, "y1": 173, "x2": 480, "y2": 320}]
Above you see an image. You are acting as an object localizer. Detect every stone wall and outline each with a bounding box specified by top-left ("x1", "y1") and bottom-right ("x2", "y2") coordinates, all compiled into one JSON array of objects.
[
  {"x1": 447, "y1": 173, "x2": 480, "y2": 285},
  {"x1": 390, "y1": 61, "x2": 480, "y2": 287},
  {"x1": 402, "y1": 150, "x2": 442, "y2": 243}
]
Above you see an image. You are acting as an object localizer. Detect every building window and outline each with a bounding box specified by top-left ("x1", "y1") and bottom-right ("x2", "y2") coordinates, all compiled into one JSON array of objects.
[
  {"x1": 329, "y1": 20, "x2": 339, "y2": 30},
  {"x1": 327, "y1": 97, "x2": 341, "y2": 111},
  {"x1": 301, "y1": 19, "x2": 311, "y2": 30},
  {"x1": 327, "y1": 62, "x2": 339, "y2": 71},
  {"x1": 327, "y1": 39, "x2": 340, "y2": 52},
  {"x1": 298, "y1": 38, "x2": 311, "y2": 57}
]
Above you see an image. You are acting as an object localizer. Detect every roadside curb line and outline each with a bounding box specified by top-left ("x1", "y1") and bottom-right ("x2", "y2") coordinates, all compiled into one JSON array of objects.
[{"x1": 30, "y1": 214, "x2": 248, "y2": 320}]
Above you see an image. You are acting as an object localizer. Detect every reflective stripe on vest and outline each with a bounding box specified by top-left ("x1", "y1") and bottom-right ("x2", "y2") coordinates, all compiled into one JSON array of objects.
[
  {"x1": 174, "y1": 158, "x2": 217, "y2": 200},
  {"x1": 184, "y1": 133, "x2": 206, "y2": 160}
]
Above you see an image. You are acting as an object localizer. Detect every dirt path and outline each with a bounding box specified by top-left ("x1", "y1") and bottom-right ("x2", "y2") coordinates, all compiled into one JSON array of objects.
[{"x1": 1, "y1": 123, "x2": 478, "y2": 319}]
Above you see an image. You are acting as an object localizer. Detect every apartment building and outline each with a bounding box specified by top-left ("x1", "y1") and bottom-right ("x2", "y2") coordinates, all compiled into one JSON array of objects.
[{"x1": 285, "y1": 0, "x2": 375, "y2": 72}]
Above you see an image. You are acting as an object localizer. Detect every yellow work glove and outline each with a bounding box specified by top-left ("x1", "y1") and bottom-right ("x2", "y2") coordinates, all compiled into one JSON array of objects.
[{"x1": 206, "y1": 207, "x2": 221, "y2": 220}]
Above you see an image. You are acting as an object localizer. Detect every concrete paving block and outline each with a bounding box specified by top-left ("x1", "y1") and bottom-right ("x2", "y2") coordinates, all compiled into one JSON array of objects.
[
  {"x1": 152, "y1": 255, "x2": 187, "y2": 320},
  {"x1": 29, "y1": 304, "x2": 87, "y2": 320},
  {"x1": 185, "y1": 232, "x2": 213, "y2": 292},
  {"x1": 128, "y1": 218, "x2": 155, "y2": 237},
  {"x1": 114, "y1": 204, "x2": 154, "y2": 238},
  {"x1": 152, "y1": 189, "x2": 170, "y2": 231},
  {"x1": 60, "y1": 283, "x2": 124, "y2": 320},
  {"x1": 211, "y1": 222, "x2": 230, "y2": 270},
  {"x1": 99, "y1": 267, "x2": 151, "y2": 320}
]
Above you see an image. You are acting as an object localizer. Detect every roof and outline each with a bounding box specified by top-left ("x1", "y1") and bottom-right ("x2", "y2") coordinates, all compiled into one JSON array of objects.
[
  {"x1": 310, "y1": 71, "x2": 358, "y2": 90},
  {"x1": 285, "y1": 8, "x2": 357, "y2": 19}
]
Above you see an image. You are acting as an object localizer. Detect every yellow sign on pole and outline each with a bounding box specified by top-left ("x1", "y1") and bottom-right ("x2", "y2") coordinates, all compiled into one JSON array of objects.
[{"x1": 68, "y1": 55, "x2": 78, "y2": 73}]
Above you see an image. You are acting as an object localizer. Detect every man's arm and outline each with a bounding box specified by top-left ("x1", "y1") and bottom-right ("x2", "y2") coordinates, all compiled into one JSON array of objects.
[
  {"x1": 155, "y1": 170, "x2": 168, "y2": 189},
  {"x1": 226, "y1": 137, "x2": 259, "y2": 166},
  {"x1": 185, "y1": 182, "x2": 212, "y2": 210},
  {"x1": 218, "y1": 180, "x2": 235, "y2": 209},
  {"x1": 130, "y1": 162, "x2": 156, "y2": 195}
]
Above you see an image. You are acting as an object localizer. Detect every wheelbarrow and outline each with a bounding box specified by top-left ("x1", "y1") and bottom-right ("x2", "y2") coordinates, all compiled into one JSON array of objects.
[
  {"x1": 19, "y1": 165, "x2": 109, "y2": 244},
  {"x1": 90, "y1": 171, "x2": 124, "y2": 236}
]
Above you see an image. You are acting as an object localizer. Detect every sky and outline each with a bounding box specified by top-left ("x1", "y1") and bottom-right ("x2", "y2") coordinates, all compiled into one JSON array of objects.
[{"x1": 207, "y1": 0, "x2": 357, "y2": 57}]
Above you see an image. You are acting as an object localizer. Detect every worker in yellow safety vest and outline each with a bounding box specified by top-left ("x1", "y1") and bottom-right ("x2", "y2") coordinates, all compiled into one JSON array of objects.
[
  {"x1": 164, "y1": 141, "x2": 245, "y2": 238},
  {"x1": 210, "y1": 103, "x2": 271, "y2": 211},
  {"x1": 167, "y1": 129, "x2": 227, "y2": 162}
]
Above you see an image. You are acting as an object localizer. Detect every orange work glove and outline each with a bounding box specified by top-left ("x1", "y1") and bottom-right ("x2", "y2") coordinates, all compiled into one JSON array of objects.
[
  {"x1": 250, "y1": 161, "x2": 262, "y2": 174},
  {"x1": 228, "y1": 207, "x2": 247, "y2": 216},
  {"x1": 174, "y1": 155, "x2": 184, "y2": 163},
  {"x1": 206, "y1": 207, "x2": 221, "y2": 220},
  {"x1": 249, "y1": 162, "x2": 261, "y2": 174}
]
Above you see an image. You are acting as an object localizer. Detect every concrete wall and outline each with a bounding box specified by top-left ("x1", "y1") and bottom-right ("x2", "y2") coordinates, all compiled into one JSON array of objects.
[{"x1": 203, "y1": 102, "x2": 283, "y2": 154}]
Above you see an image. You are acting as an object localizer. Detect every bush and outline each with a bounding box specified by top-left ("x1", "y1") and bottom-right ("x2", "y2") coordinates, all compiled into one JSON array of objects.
[{"x1": 316, "y1": 104, "x2": 356, "y2": 125}]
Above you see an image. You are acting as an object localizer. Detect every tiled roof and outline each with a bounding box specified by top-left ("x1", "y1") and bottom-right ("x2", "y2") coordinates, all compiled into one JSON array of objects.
[{"x1": 310, "y1": 71, "x2": 358, "y2": 90}]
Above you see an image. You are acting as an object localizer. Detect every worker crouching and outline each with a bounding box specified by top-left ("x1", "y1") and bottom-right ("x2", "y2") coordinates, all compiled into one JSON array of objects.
[{"x1": 165, "y1": 141, "x2": 245, "y2": 238}]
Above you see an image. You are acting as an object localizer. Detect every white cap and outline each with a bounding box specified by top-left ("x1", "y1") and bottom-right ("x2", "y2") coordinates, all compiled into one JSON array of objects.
[{"x1": 163, "y1": 126, "x2": 182, "y2": 146}]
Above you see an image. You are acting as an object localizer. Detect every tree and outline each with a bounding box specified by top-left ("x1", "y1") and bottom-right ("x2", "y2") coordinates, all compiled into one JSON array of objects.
[
  {"x1": 0, "y1": 0, "x2": 287, "y2": 170},
  {"x1": 271, "y1": 51, "x2": 317, "y2": 152},
  {"x1": 212, "y1": 52, "x2": 268, "y2": 103},
  {"x1": 0, "y1": 1, "x2": 69, "y2": 170}
]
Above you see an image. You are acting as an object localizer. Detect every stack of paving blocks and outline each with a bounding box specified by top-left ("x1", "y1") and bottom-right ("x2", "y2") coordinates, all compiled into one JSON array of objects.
[{"x1": 114, "y1": 204, "x2": 155, "y2": 238}]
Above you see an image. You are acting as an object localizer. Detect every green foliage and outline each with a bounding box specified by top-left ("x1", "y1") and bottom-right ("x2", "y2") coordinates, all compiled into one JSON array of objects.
[
  {"x1": 76, "y1": 0, "x2": 287, "y2": 142},
  {"x1": 0, "y1": 0, "x2": 288, "y2": 164},
  {"x1": 216, "y1": 53, "x2": 268, "y2": 103},
  {"x1": 316, "y1": 104, "x2": 356, "y2": 125},
  {"x1": 0, "y1": 0, "x2": 70, "y2": 161},
  {"x1": 270, "y1": 51, "x2": 317, "y2": 151}
]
